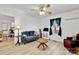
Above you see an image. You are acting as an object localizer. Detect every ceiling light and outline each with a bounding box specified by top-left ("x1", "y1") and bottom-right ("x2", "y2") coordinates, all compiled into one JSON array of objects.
[
  {"x1": 39, "y1": 4, "x2": 52, "y2": 15},
  {"x1": 40, "y1": 11, "x2": 45, "y2": 15},
  {"x1": 43, "y1": 7, "x2": 47, "y2": 12}
]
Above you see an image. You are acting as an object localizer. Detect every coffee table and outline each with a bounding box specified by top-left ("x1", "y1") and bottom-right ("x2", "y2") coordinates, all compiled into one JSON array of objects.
[{"x1": 37, "y1": 38, "x2": 48, "y2": 50}]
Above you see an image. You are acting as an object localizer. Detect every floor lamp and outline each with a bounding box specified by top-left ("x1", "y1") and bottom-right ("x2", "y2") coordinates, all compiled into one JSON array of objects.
[{"x1": 15, "y1": 25, "x2": 20, "y2": 45}]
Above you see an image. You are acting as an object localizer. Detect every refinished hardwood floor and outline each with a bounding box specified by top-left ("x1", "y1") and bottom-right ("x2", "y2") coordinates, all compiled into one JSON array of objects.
[{"x1": 0, "y1": 38, "x2": 72, "y2": 55}]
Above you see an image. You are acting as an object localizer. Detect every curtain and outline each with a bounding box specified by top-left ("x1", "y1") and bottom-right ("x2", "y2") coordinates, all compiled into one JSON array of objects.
[
  {"x1": 55, "y1": 18, "x2": 62, "y2": 36},
  {"x1": 58, "y1": 27, "x2": 62, "y2": 36},
  {"x1": 50, "y1": 19, "x2": 54, "y2": 26},
  {"x1": 55, "y1": 18, "x2": 61, "y2": 25},
  {"x1": 50, "y1": 19, "x2": 54, "y2": 35}
]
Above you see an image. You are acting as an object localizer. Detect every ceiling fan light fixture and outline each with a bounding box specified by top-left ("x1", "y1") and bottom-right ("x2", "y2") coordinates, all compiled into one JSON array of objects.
[
  {"x1": 43, "y1": 7, "x2": 48, "y2": 12},
  {"x1": 39, "y1": 4, "x2": 52, "y2": 15},
  {"x1": 39, "y1": 11, "x2": 45, "y2": 15}
]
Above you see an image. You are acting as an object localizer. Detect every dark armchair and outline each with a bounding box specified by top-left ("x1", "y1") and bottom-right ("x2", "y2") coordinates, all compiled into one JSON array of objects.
[
  {"x1": 64, "y1": 34, "x2": 79, "y2": 52},
  {"x1": 64, "y1": 37, "x2": 75, "y2": 51}
]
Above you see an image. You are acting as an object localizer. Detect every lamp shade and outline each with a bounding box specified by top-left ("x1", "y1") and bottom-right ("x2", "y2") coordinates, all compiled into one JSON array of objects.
[{"x1": 16, "y1": 25, "x2": 20, "y2": 29}]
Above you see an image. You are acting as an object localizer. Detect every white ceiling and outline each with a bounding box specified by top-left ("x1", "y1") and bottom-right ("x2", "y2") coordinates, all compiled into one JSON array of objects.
[
  {"x1": 0, "y1": 14, "x2": 14, "y2": 22},
  {"x1": 0, "y1": 4, "x2": 79, "y2": 18}
]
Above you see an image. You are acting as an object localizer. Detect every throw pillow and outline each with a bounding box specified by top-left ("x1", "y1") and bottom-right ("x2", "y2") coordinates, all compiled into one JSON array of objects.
[{"x1": 23, "y1": 34, "x2": 27, "y2": 38}]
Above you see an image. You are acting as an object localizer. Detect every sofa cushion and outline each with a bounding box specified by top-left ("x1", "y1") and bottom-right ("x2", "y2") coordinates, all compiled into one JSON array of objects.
[
  {"x1": 22, "y1": 31, "x2": 35, "y2": 36},
  {"x1": 22, "y1": 32, "x2": 29, "y2": 36},
  {"x1": 29, "y1": 31, "x2": 34, "y2": 36}
]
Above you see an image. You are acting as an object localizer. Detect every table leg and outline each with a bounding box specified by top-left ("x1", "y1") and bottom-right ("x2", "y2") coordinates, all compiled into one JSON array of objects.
[
  {"x1": 44, "y1": 44, "x2": 48, "y2": 47},
  {"x1": 42, "y1": 44, "x2": 45, "y2": 50},
  {"x1": 37, "y1": 43, "x2": 48, "y2": 50},
  {"x1": 37, "y1": 43, "x2": 41, "y2": 48}
]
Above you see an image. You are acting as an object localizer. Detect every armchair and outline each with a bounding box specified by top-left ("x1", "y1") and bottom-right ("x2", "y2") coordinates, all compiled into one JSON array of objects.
[
  {"x1": 64, "y1": 34, "x2": 79, "y2": 52},
  {"x1": 64, "y1": 37, "x2": 75, "y2": 52}
]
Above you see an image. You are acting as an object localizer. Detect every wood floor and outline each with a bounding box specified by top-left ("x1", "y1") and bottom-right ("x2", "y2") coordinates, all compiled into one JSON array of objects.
[{"x1": 0, "y1": 38, "x2": 72, "y2": 55}]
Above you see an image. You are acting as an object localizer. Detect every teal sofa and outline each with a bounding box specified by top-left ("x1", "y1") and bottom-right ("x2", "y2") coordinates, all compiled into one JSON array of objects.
[{"x1": 21, "y1": 31, "x2": 39, "y2": 44}]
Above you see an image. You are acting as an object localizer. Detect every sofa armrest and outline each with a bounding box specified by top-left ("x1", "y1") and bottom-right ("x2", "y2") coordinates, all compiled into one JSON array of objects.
[
  {"x1": 64, "y1": 39, "x2": 72, "y2": 48},
  {"x1": 22, "y1": 34, "x2": 28, "y2": 38}
]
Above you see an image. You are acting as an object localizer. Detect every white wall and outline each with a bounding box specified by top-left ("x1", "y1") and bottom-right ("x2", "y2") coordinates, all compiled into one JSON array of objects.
[
  {"x1": 20, "y1": 15, "x2": 39, "y2": 34},
  {"x1": 39, "y1": 9, "x2": 79, "y2": 42}
]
